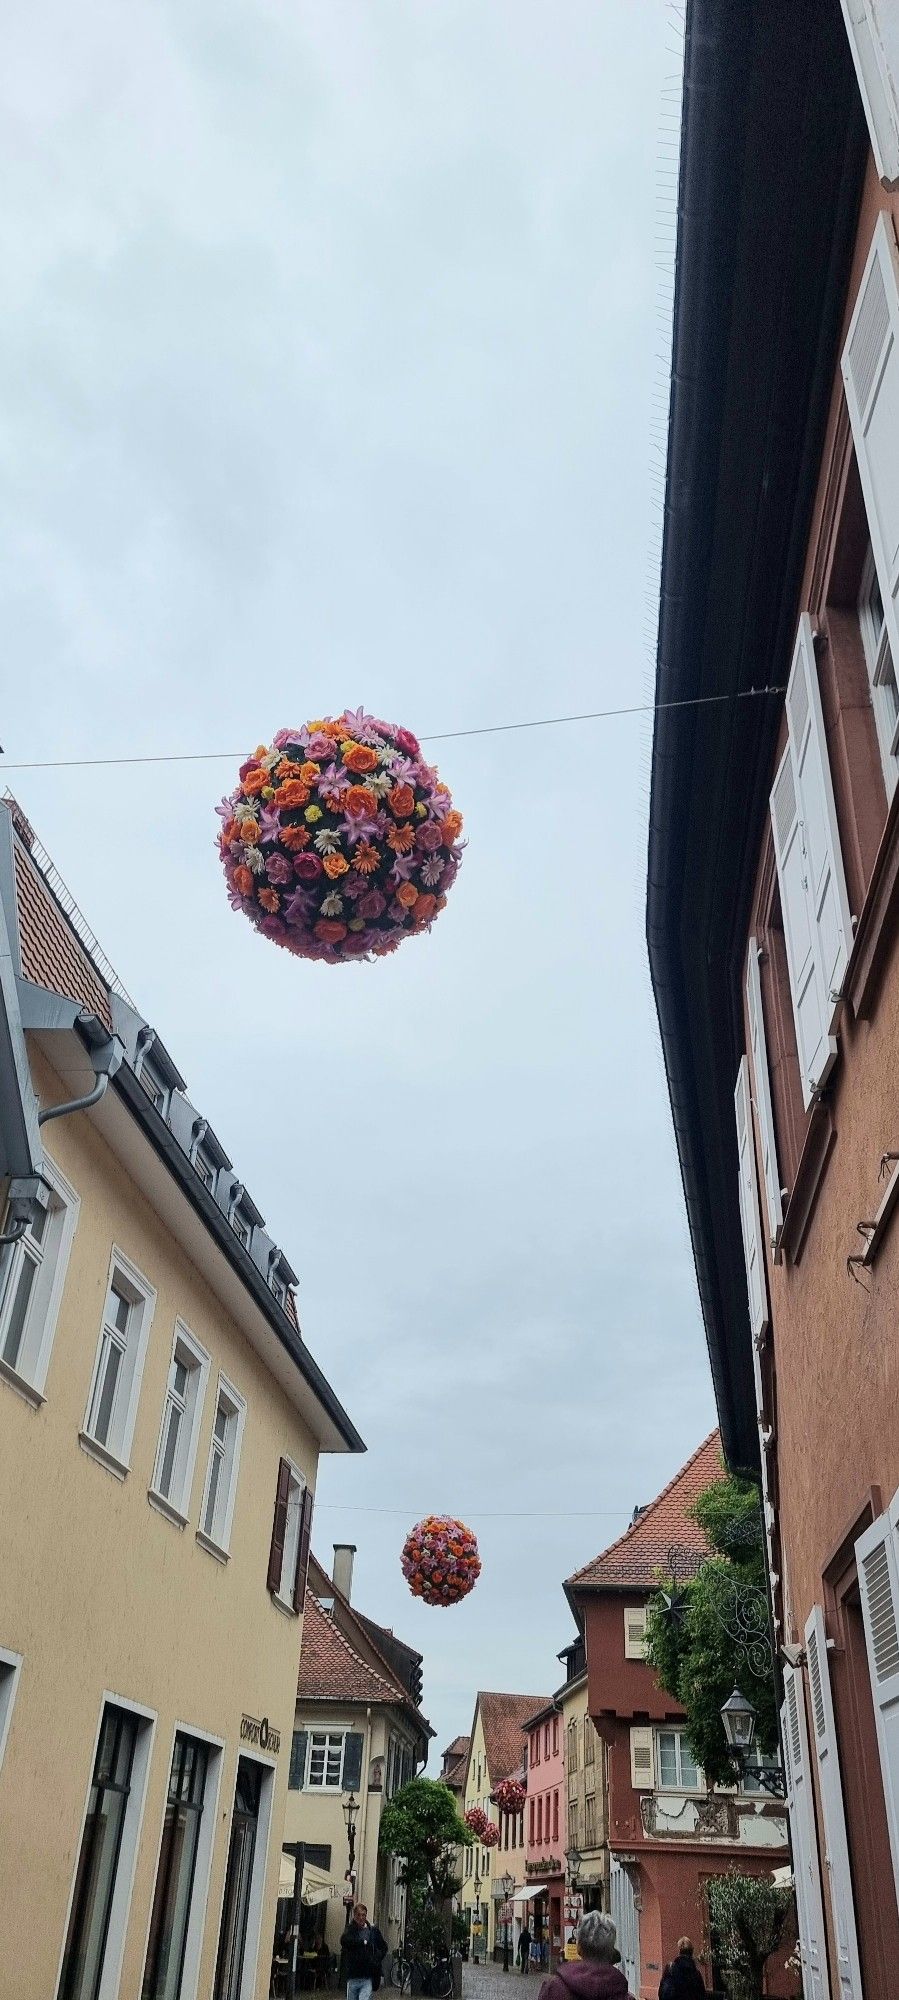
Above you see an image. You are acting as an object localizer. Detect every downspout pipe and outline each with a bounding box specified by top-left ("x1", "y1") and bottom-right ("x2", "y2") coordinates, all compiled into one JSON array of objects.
[{"x1": 37, "y1": 1032, "x2": 124, "y2": 1127}]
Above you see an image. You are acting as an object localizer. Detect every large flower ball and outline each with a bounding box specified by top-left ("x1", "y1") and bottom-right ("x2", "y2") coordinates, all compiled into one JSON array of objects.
[
  {"x1": 217, "y1": 712, "x2": 464, "y2": 962},
  {"x1": 480, "y1": 1822, "x2": 500, "y2": 1849},
  {"x1": 401, "y1": 1514, "x2": 481, "y2": 1607},
  {"x1": 465, "y1": 1807, "x2": 488, "y2": 1837},
  {"x1": 494, "y1": 1779, "x2": 526, "y2": 1819}
]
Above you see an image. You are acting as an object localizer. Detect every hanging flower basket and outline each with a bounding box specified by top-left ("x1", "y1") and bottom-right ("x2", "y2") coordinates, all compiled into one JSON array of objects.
[
  {"x1": 480, "y1": 1822, "x2": 500, "y2": 1848},
  {"x1": 465, "y1": 1807, "x2": 489, "y2": 1837},
  {"x1": 217, "y1": 713, "x2": 463, "y2": 962},
  {"x1": 494, "y1": 1779, "x2": 527, "y2": 1819},
  {"x1": 401, "y1": 1515, "x2": 481, "y2": 1607}
]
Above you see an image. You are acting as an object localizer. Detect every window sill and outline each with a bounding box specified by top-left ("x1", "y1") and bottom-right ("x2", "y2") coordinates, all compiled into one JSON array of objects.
[
  {"x1": 196, "y1": 1528, "x2": 230, "y2": 1564},
  {"x1": 148, "y1": 1488, "x2": 189, "y2": 1530},
  {"x1": 0, "y1": 1357, "x2": 46, "y2": 1410},
  {"x1": 270, "y1": 1589, "x2": 300, "y2": 1619},
  {"x1": 78, "y1": 1430, "x2": 129, "y2": 1480}
]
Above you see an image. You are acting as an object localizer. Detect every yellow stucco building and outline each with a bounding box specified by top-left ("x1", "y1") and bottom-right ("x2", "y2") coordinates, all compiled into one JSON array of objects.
[
  {"x1": 556, "y1": 1639, "x2": 609, "y2": 1916},
  {"x1": 458, "y1": 1691, "x2": 547, "y2": 1963},
  {"x1": 0, "y1": 800, "x2": 363, "y2": 2000}
]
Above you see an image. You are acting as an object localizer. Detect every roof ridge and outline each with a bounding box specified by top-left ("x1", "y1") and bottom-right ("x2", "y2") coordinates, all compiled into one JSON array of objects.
[
  {"x1": 565, "y1": 1429, "x2": 721, "y2": 1588},
  {"x1": 306, "y1": 1553, "x2": 425, "y2": 1717},
  {"x1": 300, "y1": 1593, "x2": 399, "y2": 1703}
]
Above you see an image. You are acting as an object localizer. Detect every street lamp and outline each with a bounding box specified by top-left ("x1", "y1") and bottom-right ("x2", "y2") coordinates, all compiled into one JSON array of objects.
[
  {"x1": 564, "y1": 1848, "x2": 582, "y2": 1891},
  {"x1": 719, "y1": 1688, "x2": 787, "y2": 1797},
  {"x1": 342, "y1": 1791, "x2": 360, "y2": 1901},
  {"x1": 501, "y1": 1872, "x2": 515, "y2": 1975}
]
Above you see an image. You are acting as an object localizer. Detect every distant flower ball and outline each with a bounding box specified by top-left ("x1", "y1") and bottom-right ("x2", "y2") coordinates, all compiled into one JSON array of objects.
[
  {"x1": 217, "y1": 712, "x2": 464, "y2": 962},
  {"x1": 480, "y1": 1822, "x2": 500, "y2": 1849},
  {"x1": 401, "y1": 1515, "x2": 481, "y2": 1607},
  {"x1": 465, "y1": 1807, "x2": 489, "y2": 1837},
  {"x1": 494, "y1": 1779, "x2": 526, "y2": 1818}
]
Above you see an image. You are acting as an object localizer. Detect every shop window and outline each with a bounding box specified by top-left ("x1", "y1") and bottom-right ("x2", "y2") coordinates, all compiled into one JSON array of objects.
[
  {"x1": 149, "y1": 1324, "x2": 209, "y2": 1523},
  {"x1": 57, "y1": 1701, "x2": 153, "y2": 2000},
  {"x1": 0, "y1": 1156, "x2": 78, "y2": 1399},
  {"x1": 142, "y1": 1732, "x2": 219, "y2": 2000},
  {"x1": 212, "y1": 1756, "x2": 274, "y2": 2000},
  {"x1": 198, "y1": 1378, "x2": 245, "y2": 1556},
  {"x1": 82, "y1": 1253, "x2": 156, "y2": 1473}
]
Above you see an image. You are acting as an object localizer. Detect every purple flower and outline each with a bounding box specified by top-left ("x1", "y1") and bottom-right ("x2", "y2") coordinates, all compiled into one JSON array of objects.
[
  {"x1": 318, "y1": 762, "x2": 352, "y2": 797},
  {"x1": 415, "y1": 821, "x2": 443, "y2": 854},
  {"x1": 307, "y1": 732, "x2": 334, "y2": 761},
  {"x1": 421, "y1": 856, "x2": 443, "y2": 887},
  {"x1": 258, "y1": 802, "x2": 283, "y2": 842},
  {"x1": 390, "y1": 853, "x2": 416, "y2": 883},
  {"x1": 344, "y1": 813, "x2": 383, "y2": 848},
  {"x1": 265, "y1": 852, "x2": 293, "y2": 885},
  {"x1": 342, "y1": 871, "x2": 367, "y2": 902},
  {"x1": 282, "y1": 887, "x2": 315, "y2": 927},
  {"x1": 359, "y1": 890, "x2": 386, "y2": 920},
  {"x1": 342, "y1": 706, "x2": 382, "y2": 745},
  {"x1": 273, "y1": 725, "x2": 310, "y2": 751},
  {"x1": 388, "y1": 755, "x2": 419, "y2": 785},
  {"x1": 216, "y1": 795, "x2": 236, "y2": 823}
]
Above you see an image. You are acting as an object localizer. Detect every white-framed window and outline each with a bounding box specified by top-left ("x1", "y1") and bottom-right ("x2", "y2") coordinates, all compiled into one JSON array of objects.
[
  {"x1": 149, "y1": 1322, "x2": 209, "y2": 1524},
  {"x1": 655, "y1": 1729, "x2": 704, "y2": 1792},
  {"x1": 290, "y1": 1728, "x2": 364, "y2": 1793},
  {"x1": 623, "y1": 1605, "x2": 647, "y2": 1660},
  {"x1": 82, "y1": 1251, "x2": 156, "y2": 1474},
  {"x1": 56, "y1": 1694, "x2": 156, "y2": 2000},
  {"x1": 0, "y1": 1647, "x2": 22, "y2": 1777},
  {"x1": 141, "y1": 1723, "x2": 224, "y2": 2000},
  {"x1": 0, "y1": 1155, "x2": 79, "y2": 1400},
  {"x1": 859, "y1": 541, "x2": 899, "y2": 796},
  {"x1": 197, "y1": 1376, "x2": 245, "y2": 1556}
]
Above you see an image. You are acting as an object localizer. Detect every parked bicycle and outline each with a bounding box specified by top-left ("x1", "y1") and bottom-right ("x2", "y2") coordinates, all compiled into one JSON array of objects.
[{"x1": 391, "y1": 1947, "x2": 452, "y2": 1998}]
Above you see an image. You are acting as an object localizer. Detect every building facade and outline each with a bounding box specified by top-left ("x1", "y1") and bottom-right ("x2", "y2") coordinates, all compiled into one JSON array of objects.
[
  {"x1": 0, "y1": 800, "x2": 363, "y2": 2000},
  {"x1": 523, "y1": 1703, "x2": 565, "y2": 1966},
  {"x1": 647, "y1": 7, "x2": 899, "y2": 2000},
  {"x1": 459, "y1": 1692, "x2": 545, "y2": 1963},
  {"x1": 555, "y1": 1637, "x2": 609, "y2": 1921},
  {"x1": 280, "y1": 1551, "x2": 431, "y2": 1963},
  {"x1": 567, "y1": 1437, "x2": 788, "y2": 2000}
]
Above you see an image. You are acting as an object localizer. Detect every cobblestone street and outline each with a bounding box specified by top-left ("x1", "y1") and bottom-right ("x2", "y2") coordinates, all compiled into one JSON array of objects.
[{"x1": 462, "y1": 1963, "x2": 540, "y2": 2000}]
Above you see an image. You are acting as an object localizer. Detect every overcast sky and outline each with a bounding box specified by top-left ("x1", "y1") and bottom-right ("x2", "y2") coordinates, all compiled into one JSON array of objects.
[{"x1": 2, "y1": 0, "x2": 715, "y2": 1763}]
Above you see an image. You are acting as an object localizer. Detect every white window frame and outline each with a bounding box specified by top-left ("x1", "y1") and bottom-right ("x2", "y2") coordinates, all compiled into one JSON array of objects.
[
  {"x1": 54, "y1": 1691, "x2": 156, "y2": 2000},
  {"x1": 623, "y1": 1605, "x2": 647, "y2": 1660},
  {"x1": 197, "y1": 1375, "x2": 246, "y2": 1558},
  {"x1": 0, "y1": 1152, "x2": 79, "y2": 1403},
  {"x1": 0, "y1": 1646, "x2": 23, "y2": 1777},
  {"x1": 136, "y1": 1051, "x2": 172, "y2": 1118},
  {"x1": 305, "y1": 1729, "x2": 350, "y2": 1792},
  {"x1": 274, "y1": 1457, "x2": 306, "y2": 1610},
  {"x1": 148, "y1": 1321, "x2": 210, "y2": 1526},
  {"x1": 838, "y1": 0, "x2": 899, "y2": 190},
  {"x1": 81, "y1": 1248, "x2": 156, "y2": 1477},
  {"x1": 654, "y1": 1728, "x2": 704, "y2": 1793},
  {"x1": 859, "y1": 540, "x2": 899, "y2": 797},
  {"x1": 139, "y1": 1719, "x2": 224, "y2": 2000}
]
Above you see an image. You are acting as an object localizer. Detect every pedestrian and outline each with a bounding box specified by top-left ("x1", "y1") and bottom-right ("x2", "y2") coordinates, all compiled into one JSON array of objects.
[
  {"x1": 340, "y1": 1902, "x2": 388, "y2": 2000},
  {"x1": 658, "y1": 1937, "x2": 707, "y2": 2000},
  {"x1": 518, "y1": 1925, "x2": 532, "y2": 1973},
  {"x1": 535, "y1": 1912, "x2": 633, "y2": 2000}
]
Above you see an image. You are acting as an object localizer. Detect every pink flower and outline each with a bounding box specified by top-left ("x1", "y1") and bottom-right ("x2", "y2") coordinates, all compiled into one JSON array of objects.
[
  {"x1": 293, "y1": 853, "x2": 323, "y2": 882},
  {"x1": 415, "y1": 821, "x2": 442, "y2": 854},
  {"x1": 395, "y1": 727, "x2": 420, "y2": 755},
  {"x1": 306, "y1": 732, "x2": 334, "y2": 760},
  {"x1": 343, "y1": 871, "x2": 368, "y2": 902},
  {"x1": 266, "y1": 852, "x2": 293, "y2": 884},
  {"x1": 359, "y1": 890, "x2": 386, "y2": 920}
]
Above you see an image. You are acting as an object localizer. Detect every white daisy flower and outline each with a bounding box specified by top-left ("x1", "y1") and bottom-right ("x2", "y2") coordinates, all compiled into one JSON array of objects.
[
  {"x1": 367, "y1": 771, "x2": 392, "y2": 796},
  {"x1": 421, "y1": 856, "x2": 443, "y2": 887},
  {"x1": 261, "y1": 750, "x2": 280, "y2": 771},
  {"x1": 244, "y1": 846, "x2": 265, "y2": 875},
  {"x1": 314, "y1": 828, "x2": 342, "y2": 853},
  {"x1": 377, "y1": 745, "x2": 397, "y2": 767},
  {"x1": 320, "y1": 891, "x2": 344, "y2": 917}
]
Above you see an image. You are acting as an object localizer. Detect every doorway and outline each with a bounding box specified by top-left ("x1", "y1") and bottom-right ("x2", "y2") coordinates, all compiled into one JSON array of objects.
[
  {"x1": 214, "y1": 1756, "x2": 272, "y2": 2000},
  {"x1": 609, "y1": 1860, "x2": 639, "y2": 1995}
]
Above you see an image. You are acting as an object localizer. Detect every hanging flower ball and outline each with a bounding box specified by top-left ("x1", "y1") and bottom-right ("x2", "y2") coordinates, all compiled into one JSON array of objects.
[
  {"x1": 217, "y1": 713, "x2": 464, "y2": 962},
  {"x1": 494, "y1": 1779, "x2": 527, "y2": 1819},
  {"x1": 401, "y1": 1515, "x2": 481, "y2": 1607},
  {"x1": 465, "y1": 1807, "x2": 489, "y2": 1837},
  {"x1": 480, "y1": 1821, "x2": 500, "y2": 1848}
]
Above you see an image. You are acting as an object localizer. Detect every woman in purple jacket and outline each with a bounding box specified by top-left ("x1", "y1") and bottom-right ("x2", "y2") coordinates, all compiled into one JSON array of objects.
[{"x1": 537, "y1": 1914, "x2": 633, "y2": 2000}]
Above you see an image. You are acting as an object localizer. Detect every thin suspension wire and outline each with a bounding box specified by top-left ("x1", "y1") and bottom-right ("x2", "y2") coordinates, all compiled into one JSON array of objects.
[
  {"x1": 0, "y1": 684, "x2": 786, "y2": 773},
  {"x1": 315, "y1": 1504, "x2": 637, "y2": 1519}
]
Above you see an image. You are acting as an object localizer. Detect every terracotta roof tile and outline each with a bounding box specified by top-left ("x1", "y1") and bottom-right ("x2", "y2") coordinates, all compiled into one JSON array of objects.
[
  {"x1": 298, "y1": 1593, "x2": 408, "y2": 1705},
  {"x1": 566, "y1": 1430, "x2": 722, "y2": 1591},
  {"x1": 478, "y1": 1692, "x2": 551, "y2": 1785},
  {"x1": 14, "y1": 839, "x2": 112, "y2": 1031}
]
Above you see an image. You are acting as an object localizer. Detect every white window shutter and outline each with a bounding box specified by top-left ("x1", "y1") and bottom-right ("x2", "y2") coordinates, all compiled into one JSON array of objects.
[
  {"x1": 624, "y1": 1607, "x2": 647, "y2": 1660},
  {"x1": 781, "y1": 1668, "x2": 828, "y2": 2000},
  {"x1": 770, "y1": 743, "x2": 824, "y2": 1109},
  {"x1": 629, "y1": 1726, "x2": 654, "y2": 1791},
  {"x1": 804, "y1": 1606, "x2": 864, "y2": 1998},
  {"x1": 746, "y1": 937, "x2": 784, "y2": 1254},
  {"x1": 734, "y1": 1057, "x2": 768, "y2": 1341},
  {"x1": 843, "y1": 213, "x2": 899, "y2": 684},
  {"x1": 839, "y1": 1, "x2": 899, "y2": 188},
  {"x1": 856, "y1": 1509, "x2": 899, "y2": 1901}
]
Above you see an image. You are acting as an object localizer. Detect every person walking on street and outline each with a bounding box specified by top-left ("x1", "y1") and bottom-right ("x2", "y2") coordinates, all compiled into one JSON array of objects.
[
  {"x1": 536, "y1": 1912, "x2": 633, "y2": 2000},
  {"x1": 658, "y1": 1937, "x2": 707, "y2": 2000},
  {"x1": 340, "y1": 1903, "x2": 387, "y2": 2000},
  {"x1": 518, "y1": 1926, "x2": 532, "y2": 1973}
]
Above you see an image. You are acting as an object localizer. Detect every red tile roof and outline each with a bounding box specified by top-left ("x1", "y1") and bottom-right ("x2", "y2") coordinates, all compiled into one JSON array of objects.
[
  {"x1": 298, "y1": 1592, "x2": 410, "y2": 1705},
  {"x1": 442, "y1": 1735, "x2": 470, "y2": 1791},
  {"x1": 14, "y1": 838, "x2": 113, "y2": 1030},
  {"x1": 567, "y1": 1430, "x2": 722, "y2": 1591},
  {"x1": 478, "y1": 1692, "x2": 551, "y2": 1786}
]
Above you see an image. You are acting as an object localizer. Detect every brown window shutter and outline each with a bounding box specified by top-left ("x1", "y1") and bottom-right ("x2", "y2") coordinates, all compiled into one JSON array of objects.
[
  {"x1": 267, "y1": 1457, "x2": 292, "y2": 1595},
  {"x1": 293, "y1": 1485, "x2": 314, "y2": 1613}
]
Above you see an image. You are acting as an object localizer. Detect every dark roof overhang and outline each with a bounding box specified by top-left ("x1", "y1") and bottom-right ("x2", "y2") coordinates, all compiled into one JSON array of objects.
[{"x1": 646, "y1": 0, "x2": 868, "y2": 1470}]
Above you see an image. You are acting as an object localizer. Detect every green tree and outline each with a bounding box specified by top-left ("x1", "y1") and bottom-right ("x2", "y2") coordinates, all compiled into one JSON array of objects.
[
  {"x1": 379, "y1": 1777, "x2": 473, "y2": 1914},
  {"x1": 706, "y1": 1872, "x2": 795, "y2": 2000},
  {"x1": 644, "y1": 1472, "x2": 778, "y2": 1785}
]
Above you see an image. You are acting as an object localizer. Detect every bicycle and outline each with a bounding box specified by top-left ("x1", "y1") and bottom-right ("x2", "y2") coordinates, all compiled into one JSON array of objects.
[{"x1": 391, "y1": 1949, "x2": 413, "y2": 1994}]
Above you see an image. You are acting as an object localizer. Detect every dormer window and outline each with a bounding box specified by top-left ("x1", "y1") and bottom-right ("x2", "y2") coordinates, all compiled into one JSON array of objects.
[
  {"x1": 138, "y1": 1060, "x2": 169, "y2": 1117},
  {"x1": 193, "y1": 1147, "x2": 217, "y2": 1194},
  {"x1": 135, "y1": 1033, "x2": 183, "y2": 1122},
  {"x1": 231, "y1": 1206, "x2": 251, "y2": 1249},
  {"x1": 270, "y1": 1270, "x2": 287, "y2": 1307}
]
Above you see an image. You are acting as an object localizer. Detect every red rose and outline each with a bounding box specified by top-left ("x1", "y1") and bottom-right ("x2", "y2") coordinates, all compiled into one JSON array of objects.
[{"x1": 294, "y1": 853, "x2": 323, "y2": 881}]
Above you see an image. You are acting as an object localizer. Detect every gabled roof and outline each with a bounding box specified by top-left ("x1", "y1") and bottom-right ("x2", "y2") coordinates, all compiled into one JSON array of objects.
[
  {"x1": 306, "y1": 1552, "x2": 433, "y2": 1741},
  {"x1": 441, "y1": 1735, "x2": 470, "y2": 1791},
  {"x1": 476, "y1": 1692, "x2": 551, "y2": 1786},
  {"x1": 566, "y1": 1431, "x2": 721, "y2": 1593},
  {"x1": 299, "y1": 1592, "x2": 408, "y2": 1705}
]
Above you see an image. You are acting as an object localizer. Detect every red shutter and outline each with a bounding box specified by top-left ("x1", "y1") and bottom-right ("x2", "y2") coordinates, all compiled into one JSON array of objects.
[
  {"x1": 293, "y1": 1484, "x2": 314, "y2": 1613},
  {"x1": 267, "y1": 1457, "x2": 292, "y2": 1594}
]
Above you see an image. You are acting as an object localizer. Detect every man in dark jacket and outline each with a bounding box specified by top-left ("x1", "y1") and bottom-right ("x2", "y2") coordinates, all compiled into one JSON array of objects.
[
  {"x1": 537, "y1": 1912, "x2": 633, "y2": 2000},
  {"x1": 340, "y1": 1903, "x2": 388, "y2": 2000},
  {"x1": 658, "y1": 1937, "x2": 707, "y2": 2000}
]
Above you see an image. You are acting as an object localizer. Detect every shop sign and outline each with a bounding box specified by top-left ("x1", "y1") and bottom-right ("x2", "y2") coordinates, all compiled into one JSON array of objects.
[{"x1": 240, "y1": 1713, "x2": 281, "y2": 1754}]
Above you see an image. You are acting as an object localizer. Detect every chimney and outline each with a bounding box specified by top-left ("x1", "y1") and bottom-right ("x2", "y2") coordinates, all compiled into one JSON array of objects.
[{"x1": 333, "y1": 1544, "x2": 357, "y2": 1602}]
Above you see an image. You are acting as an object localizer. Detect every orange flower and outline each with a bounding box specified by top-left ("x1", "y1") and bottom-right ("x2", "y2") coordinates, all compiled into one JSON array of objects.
[
  {"x1": 242, "y1": 768, "x2": 268, "y2": 797},
  {"x1": 320, "y1": 790, "x2": 344, "y2": 813},
  {"x1": 413, "y1": 892, "x2": 437, "y2": 923},
  {"x1": 258, "y1": 887, "x2": 280, "y2": 913},
  {"x1": 440, "y1": 811, "x2": 463, "y2": 842},
  {"x1": 387, "y1": 823, "x2": 415, "y2": 854},
  {"x1": 342, "y1": 742, "x2": 379, "y2": 775},
  {"x1": 388, "y1": 783, "x2": 415, "y2": 819},
  {"x1": 274, "y1": 779, "x2": 310, "y2": 809},
  {"x1": 299, "y1": 762, "x2": 322, "y2": 785},
  {"x1": 234, "y1": 865, "x2": 254, "y2": 896},
  {"x1": 280, "y1": 825, "x2": 311, "y2": 851},
  {"x1": 253, "y1": 744, "x2": 269, "y2": 759},
  {"x1": 238, "y1": 818, "x2": 260, "y2": 844},
  {"x1": 354, "y1": 843, "x2": 380, "y2": 875},
  {"x1": 275, "y1": 758, "x2": 306, "y2": 781},
  {"x1": 397, "y1": 882, "x2": 419, "y2": 910},
  {"x1": 314, "y1": 919, "x2": 347, "y2": 943},
  {"x1": 222, "y1": 817, "x2": 240, "y2": 843},
  {"x1": 344, "y1": 785, "x2": 377, "y2": 819},
  {"x1": 308, "y1": 719, "x2": 343, "y2": 740},
  {"x1": 323, "y1": 852, "x2": 349, "y2": 880}
]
